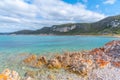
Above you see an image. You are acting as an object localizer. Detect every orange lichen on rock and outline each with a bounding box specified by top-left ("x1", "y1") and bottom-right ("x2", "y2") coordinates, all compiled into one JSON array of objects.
[
  {"x1": 112, "y1": 62, "x2": 120, "y2": 68},
  {"x1": 33, "y1": 56, "x2": 47, "y2": 67},
  {"x1": 96, "y1": 59, "x2": 109, "y2": 68},
  {"x1": 23, "y1": 54, "x2": 37, "y2": 64},
  {"x1": 23, "y1": 55, "x2": 47, "y2": 68},
  {"x1": 0, "y1": 69, "x2": 20, "y2": 80},
  {"x1": 90, "y1": 48, "x2": 104, "y2": 56},
  {"x1": 82, "y1": 60, "x2": 93, "y2": 66},
  {"x1": 37, "y1": 56, "x2": 47, "y2": 64},
  {"x1": 0, "y1": 74, "x2": 7, "y2": 80}
]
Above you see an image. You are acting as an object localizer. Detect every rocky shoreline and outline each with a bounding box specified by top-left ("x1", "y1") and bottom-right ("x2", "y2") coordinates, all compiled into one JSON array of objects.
[{"x1": 1, "y1": 40, "x2": 120, "y2": 80}]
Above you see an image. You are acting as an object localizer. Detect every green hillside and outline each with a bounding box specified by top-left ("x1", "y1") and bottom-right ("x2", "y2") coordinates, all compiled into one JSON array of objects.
[{"x1": 11, "y1": 15, "x2": 120, "y2": 35}]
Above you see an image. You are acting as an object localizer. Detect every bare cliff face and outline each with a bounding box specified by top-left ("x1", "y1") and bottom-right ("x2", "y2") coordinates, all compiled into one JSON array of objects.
[
  {"x1": 52, "y1": 25, "x2": 76, "y2": 32},
  {"x1": 109, "y1": 20, "x2": 120, "y2": 28}
]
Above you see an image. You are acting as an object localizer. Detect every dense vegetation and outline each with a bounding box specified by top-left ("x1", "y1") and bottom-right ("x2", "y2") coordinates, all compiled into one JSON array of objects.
[{"x1": 10, "y1": 15, "x2": 120, "y2": 35}]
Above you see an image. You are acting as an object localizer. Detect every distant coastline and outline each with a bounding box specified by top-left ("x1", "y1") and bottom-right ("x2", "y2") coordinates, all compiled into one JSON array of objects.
[
  {"x1": 1, "y1": 33, "x2": 120, "y2": 38},
  {"x1": 1, "y1": 14, "x2": 120, "y2": 36}
]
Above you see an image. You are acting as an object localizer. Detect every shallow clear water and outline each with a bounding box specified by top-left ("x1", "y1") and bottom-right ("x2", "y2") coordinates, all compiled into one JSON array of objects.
[
  {"x1": 0, "y1": 35, "x2": 119, "y2": 76},
  {"x1": 0, "y1": 35, "x2": 119, "y2": 54}
]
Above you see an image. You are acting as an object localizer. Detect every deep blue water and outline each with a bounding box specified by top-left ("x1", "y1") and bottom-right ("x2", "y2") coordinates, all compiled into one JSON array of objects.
[{"x1": 0, "y1": 35, "x2": 119, "y2": 54}]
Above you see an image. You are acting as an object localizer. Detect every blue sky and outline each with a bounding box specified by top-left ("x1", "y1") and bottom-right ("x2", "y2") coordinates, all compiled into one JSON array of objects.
[
  {"x1": 0, "y1": 0, "x2": 120, "y2": 32},
  {"x1": 63, "y1": 0, "x2": 120, "y2": 15}
]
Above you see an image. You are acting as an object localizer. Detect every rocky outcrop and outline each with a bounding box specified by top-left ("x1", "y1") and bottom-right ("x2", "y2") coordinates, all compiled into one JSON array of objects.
[
  {"x1": 1, "y1": 40, "x2": 120, "y2": 80},
  {"x1": 96, "y1": 59, "x2": 109, "y2": 68},
  {"x1": 104, "y1": 40, "x2": 120, "y2": 59},
  {"x1": 0, "y1": 69, "x2": 21, "y2": 80},
  {"x1": 50, "y1": 52, "x2": 94, "y2": 77},
  {"x1": 22, "y1": 40, "x2": 120, "y2": 78},
  {"x1": 23, "y1": 55, "x2": 47, "y2": 68},
  {"x1": 112, "y1": 61, "x2": 120, "y2": 67},
  {"x1": 89, "y1": 40, "x2": 120, "y2": 68},
  {"x1": 47, "y1": 58, "x2": 62, "y2": 69}
]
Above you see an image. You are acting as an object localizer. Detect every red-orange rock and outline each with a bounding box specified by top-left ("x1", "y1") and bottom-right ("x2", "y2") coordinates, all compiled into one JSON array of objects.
[
  {"x1": 96, "y1": 59, "x2": 109, "y2": 68},
  {"x1": 90, "y1": 48, "x2": 104, "y2": 56},
  {"x1": 0, "y1": 69, "x2": 20, "y2": 80},
  {"x1": 0, "y1": 74, "x2": 7, "y2": 80},
  {"x1": 112, "y1": 61, "x2": 120, "y2": 68},
  {"x1": 82, "y1": 60, "x2": 93, "y2": 66}
]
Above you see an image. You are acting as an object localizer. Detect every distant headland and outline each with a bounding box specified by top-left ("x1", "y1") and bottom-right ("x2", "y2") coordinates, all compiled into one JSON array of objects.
[{"x1": 1, "y1": 14, "x2": 120, "y2": 36}]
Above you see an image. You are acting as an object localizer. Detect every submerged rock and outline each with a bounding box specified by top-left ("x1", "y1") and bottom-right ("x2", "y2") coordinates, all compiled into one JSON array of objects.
[
  {"x1": 47, "y1": 59, "x2": 61, "y2": 69},
  {"x1": 23, "y1": 54, "x2": 37, "y2": 64},
  {"x1": 23, "y1": 76, "x2": 34, "y2": 80},
  {"x1": 23, "y1": 55, "x2": 47, "y2": 68},
  {"x1": 24, "y1": 70, "x2": 36, "y2": 78},
  {"x1": 47, "y1": 74, "x2": 56, "y2": 80}
]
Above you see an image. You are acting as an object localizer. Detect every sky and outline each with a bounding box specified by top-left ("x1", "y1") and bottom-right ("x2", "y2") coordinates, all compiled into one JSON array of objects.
[{"x1": 0, "y1": 0, "x2": 120, "y2": 32}]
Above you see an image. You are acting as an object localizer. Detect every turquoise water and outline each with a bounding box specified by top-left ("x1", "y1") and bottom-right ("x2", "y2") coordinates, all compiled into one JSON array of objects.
[
  {"x1": 0, "y1": 35, "x2": 119, "y2": 54},
  {"x1": 0, "y1": 35, "x2": 119, "y2": 75}
]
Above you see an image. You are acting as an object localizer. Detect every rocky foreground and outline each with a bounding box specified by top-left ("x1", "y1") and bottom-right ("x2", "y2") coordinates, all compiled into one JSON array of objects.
[{"x1": 1, "y1": 40, "x2": 120, "y2": 80}]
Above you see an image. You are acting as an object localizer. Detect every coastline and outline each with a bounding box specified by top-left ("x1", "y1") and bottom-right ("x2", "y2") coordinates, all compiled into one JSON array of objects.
[
  {"x1": 1, "y1": 40, "x2": 120, "y2": 80},
  {"x1": 1, "y1": 33, "x2": 120, "y2": 38}
]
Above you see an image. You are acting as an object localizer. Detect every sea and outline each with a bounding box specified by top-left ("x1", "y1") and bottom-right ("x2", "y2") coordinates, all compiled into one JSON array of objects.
[{"x1": 0, "y1": 35, "x2": 119, "y2": 76}]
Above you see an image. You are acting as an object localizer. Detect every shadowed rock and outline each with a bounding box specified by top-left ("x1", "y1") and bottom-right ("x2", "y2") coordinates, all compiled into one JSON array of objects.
[{"x1": 47, "y1": 58, "x2": 62, "y2": 69}]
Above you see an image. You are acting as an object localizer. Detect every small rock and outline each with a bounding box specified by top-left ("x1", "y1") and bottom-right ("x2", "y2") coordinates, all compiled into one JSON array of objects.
[
  {"x1": 47, "y1": 74, "x2": 56, "y2": 80},
  {"x1": 23, "y1": 76, "x2": 34, "y2": 80},
  {"x1": 0, "y1": 69, "x2": 21, "y2": 80},
  {"x1": 47, "y1": 59, "x2": 61, "y2": 69}
]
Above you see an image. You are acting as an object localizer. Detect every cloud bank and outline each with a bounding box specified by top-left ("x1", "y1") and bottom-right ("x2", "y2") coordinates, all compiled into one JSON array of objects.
[
  {"x1": 103, "y1": 0, "x2": 116, "y2": 5},
  {"x1": 0, "y1": 0, "x2": 106, "y2": 32}
]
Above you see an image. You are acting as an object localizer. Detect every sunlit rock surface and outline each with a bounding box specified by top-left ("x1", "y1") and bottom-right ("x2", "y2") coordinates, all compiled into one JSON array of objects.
[
  {"x1": 0, "y1": 69, "x2": 21, "y2": 80},
  {"x1": 23, "y1": 55, "x2": 47, "y2": 68}
]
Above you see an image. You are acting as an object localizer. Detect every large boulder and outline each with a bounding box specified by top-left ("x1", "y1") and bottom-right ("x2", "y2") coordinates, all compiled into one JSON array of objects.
[
  {"x1": 104, "y1": 40, "x2": 120, "y2": 59},
  {"x1": 88, "y1": 40, "x2": 120, "y2": 68}
]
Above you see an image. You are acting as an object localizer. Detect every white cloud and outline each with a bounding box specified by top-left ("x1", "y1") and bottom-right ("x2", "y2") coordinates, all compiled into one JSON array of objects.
[
  {"x1": 96, "y1": 5, "x2": 99, "y2": 9},
  {"x1": 103, "y1": 0, "x2": 116, "y2": 5},
  {"x1": 0, "y1": 0, "x2": 106, "y2": 32}
]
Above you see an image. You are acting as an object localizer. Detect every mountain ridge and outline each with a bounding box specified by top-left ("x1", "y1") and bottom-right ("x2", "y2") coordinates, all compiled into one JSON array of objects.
[{"x1": 9, "y1": 14, "x2": 120, "y2": 35}]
